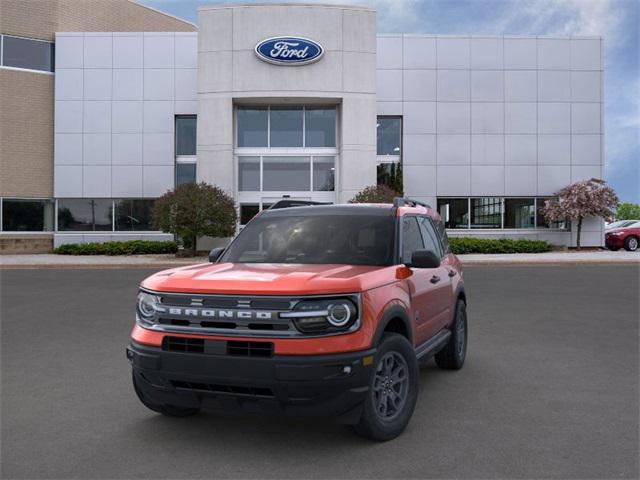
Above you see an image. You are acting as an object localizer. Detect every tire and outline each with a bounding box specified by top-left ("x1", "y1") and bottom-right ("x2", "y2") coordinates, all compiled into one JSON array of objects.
[
  {"x1": 435, "y1": 300, "x2": 467, "y2": 370},
  {"x1": 353, "y1": 333, "x2": 419, "y2": 441},
  {"x1": 132, "y1": 372, "x2": 200, "y2": 417},
  {"x1": 624, "y1": 236, "x2": 639, "y2": 252}
]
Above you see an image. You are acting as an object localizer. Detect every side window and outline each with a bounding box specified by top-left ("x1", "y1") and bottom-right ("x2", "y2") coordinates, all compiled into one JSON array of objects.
[
  {"x1": 402, "y1": 216, "x2": 424, "y2": 263},
  {"x1": 434, "y1": 219, "x2": 451, "y2": 254},
  {"x1": 418, "y1": 217, "x2": 443, "y2": 258}
]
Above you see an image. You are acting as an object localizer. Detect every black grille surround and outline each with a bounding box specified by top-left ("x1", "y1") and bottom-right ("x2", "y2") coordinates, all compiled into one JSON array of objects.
[
  {"x1": 162, "y1": 336, "x2": 274, "y2": 357},
  {"x1": 140, "y1": 290, "x2": 361, "y2": 338}
]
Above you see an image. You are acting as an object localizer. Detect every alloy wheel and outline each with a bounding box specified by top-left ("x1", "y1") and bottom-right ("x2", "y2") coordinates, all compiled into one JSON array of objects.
[{"x1": 373, "y1": 351, "x2": 410, "y2": 421}]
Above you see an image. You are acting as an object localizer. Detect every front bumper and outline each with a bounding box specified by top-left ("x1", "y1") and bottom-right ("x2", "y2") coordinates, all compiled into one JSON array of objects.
[
  {"x1": 127, "y1": 341, "x2": 376, "y2": 423},
  {"x1": 605, "y1": 235, "x2": 624, "y2": 248}
]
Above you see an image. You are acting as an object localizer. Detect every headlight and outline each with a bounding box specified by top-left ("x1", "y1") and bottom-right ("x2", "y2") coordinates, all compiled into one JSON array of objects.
[
  {"x1": 609, "y1": 231, "x2": 624, "y2": 236},
  {"x1": 136, "y1": 291, "x2": 161, "y2": 326},
  {"x1": 281, "y1": 297, "x2": 358, "y2": 334}
]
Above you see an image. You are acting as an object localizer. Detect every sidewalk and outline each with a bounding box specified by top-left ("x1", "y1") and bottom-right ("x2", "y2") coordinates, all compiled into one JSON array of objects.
[{"x1": 1, "y1": 250, "x2": 639, "y2": 268}]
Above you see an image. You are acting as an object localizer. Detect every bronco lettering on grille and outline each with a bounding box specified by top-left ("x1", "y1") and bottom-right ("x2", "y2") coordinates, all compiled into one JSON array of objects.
[{"x1": 160, "y1": 307, "x2": 274, "y2": 320}]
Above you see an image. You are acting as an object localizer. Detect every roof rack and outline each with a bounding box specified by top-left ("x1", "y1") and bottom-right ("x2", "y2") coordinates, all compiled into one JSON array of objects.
[
  {"x1": 392, "y1": 197, "x2": 432, "y2": 209},
  {"x1": 268, "y1": 199, "x2": 331, "y2": 210}
]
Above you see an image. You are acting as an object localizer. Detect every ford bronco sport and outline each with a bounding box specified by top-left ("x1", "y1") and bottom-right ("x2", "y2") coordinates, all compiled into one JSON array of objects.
[{"x1": 127, "y1": 198, "x2": 467, "y2": 440}]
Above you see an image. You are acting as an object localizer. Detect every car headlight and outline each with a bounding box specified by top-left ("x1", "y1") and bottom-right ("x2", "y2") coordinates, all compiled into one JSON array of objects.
[
  {"x1": 608, "y1": 231, "x2": 624, "y2": 236},
  {"x1": 281, "y1": 297, "x2": 359, "y2": 334},
  {"x1": 136, "y1": 291, "x2": 161, "y2": 326}
]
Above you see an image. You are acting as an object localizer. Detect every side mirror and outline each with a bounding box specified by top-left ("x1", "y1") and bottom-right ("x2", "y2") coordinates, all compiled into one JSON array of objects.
[
  {"x1": 208, "y1": 247, "x2": 225, "y2": 263},
  {"x1": 407, "y1": 249, "x2": 440, "y2": 269}
]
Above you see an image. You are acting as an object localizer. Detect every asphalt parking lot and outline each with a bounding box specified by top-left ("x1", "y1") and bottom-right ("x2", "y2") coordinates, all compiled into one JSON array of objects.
[{"x1": 1, "y1": 265, "x2": 638, "y2": 479}]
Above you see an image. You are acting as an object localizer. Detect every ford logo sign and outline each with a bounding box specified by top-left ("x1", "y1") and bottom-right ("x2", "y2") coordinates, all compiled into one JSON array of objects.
[{"x1": 255, "y1": 37, "x2": 324, "y2": 66}]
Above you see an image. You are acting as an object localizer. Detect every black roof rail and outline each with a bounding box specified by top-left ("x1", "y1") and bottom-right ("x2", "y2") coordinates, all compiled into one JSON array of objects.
[
  {"x1": 268, "y1": 199, "x2": 331, "y2": 210},
  {"x1": 392, "y1": 197, "x2": 432, "y2": 209}
]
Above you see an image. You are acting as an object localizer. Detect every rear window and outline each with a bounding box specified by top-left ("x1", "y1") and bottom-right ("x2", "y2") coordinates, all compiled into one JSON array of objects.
[{"x1": 221, "y1": 214, "x2": 395, "y2": 266}]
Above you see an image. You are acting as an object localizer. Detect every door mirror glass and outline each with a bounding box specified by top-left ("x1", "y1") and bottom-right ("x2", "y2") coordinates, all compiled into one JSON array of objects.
[
  {"x1": 209, "y1": 247, "x2": 225, "y2": 263},
  {"x1": 407, "y1": 249, "x2": 440, "y2": 269}
]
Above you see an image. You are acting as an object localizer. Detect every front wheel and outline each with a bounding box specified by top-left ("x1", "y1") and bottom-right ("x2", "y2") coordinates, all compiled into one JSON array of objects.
[
  {"x1": 435, "y1": 300, "x2": 467, "y2": 370},
  {"x1": 353, "y1": 333, "x2": 419, "y2": 441},
  {"x1": 624, "y1": 236, "x2": 638, "y2": 251}
]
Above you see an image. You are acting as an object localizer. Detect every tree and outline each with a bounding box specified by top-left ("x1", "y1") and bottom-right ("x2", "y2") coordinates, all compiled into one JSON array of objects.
[
  {"x1": 152, "y1": 182, "x2": 237, "y2": 255},
  {"x1": 349, "y1": 184, "x2": 400, "y2": 204},
  {"x1": 616, "y1": 202, "x2": 640, "y2": 220},
  {"x1": 543, "y1": 178, "x2": 619, "y2": 250}
]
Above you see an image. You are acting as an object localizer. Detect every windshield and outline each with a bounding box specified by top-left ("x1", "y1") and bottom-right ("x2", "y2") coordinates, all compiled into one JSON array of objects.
[
  {"x1": 607, "y1": 220, "x2": 636, "y2": 229},
  {"x1": 221, "y1": 214, "x2": 396, "y2": 266}
]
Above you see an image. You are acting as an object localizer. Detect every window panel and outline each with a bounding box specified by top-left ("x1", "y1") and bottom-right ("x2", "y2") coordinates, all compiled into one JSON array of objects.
[
  {"x1": 377, "y1": 117, "x2": 402, "y2": 156},
  {"x1": 114, "y1": 199, "x2": 155, "y2": 231},
  {"x1": 240, "y1": 204, "x2": 260, "y2": 225},
  {"x1": 238, "y1": 156, "x2": 260, "y2": 191},
  {"x1": 237, "y1": 107, "x2": 268, "y2": 147},
  {"x1": 176, "y1": 163, "x2": 196, "y2": 186},
  {"x1": 313, "y1": 157, "x2": 335, "y2": 191},
  {"x1": 536, "y1": 197, "x2": 569, "y2": 229},
  {"x1": 402, "y1": 216, "x2": 424, "y2": 263},
  {"x1": 437, "y1": 198, "x2": 469, "y2": 229},
  {"x1": 377, "y1": 161, "x2": 402, "y2": 191},
  {"x1": 2, "y1": 35, "x2": 54, "y2": 72},
  {"x1": 263, "y1": 156, "x2": 310, "y2": 191},
  {"x1": 434, "y1": 218, "x2": 451, "y2": 253},
  {"x1": 269, "y1": 107, "x2": 303, "y2": 147},
  {"x1": 175, "y1": 116, "x2": 196, "y2": 155},
  {"x1": 504, "y1": 198, "x2": 535, "y2": 228},
  {"x1": 305, "y1": 108, "x2": 336, "y2": 147},
  {"x1": 2, "y1": 199, "x2": 53, "y2": 231},
  {"x1": 418, "y1": 216, "x2": 443, "y2": 257},
  {"x1": 57, "y1": 199, "x2": 112, "y2": 231},
  {"x1": 471, "y1": 197, "x2": 502, "y2": 229}
]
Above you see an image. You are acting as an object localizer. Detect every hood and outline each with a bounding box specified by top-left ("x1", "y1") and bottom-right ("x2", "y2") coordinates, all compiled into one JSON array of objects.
[{"x1": 141, "y1": 262, "x2": 398, "y2": 295}]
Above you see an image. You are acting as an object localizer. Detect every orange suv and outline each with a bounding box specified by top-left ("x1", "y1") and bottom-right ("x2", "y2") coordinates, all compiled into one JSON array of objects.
[{"x1": 127, "y1": 198, "x2": 467, "y2": 440}]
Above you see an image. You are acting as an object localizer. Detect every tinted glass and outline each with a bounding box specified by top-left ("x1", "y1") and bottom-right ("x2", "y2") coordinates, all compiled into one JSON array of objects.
[
  {"x1": 57, "y1": 199, "x2": 112, "y2": 231},
  {"x1": 434, "y1": 219, "x2": 451, "y2": 253},
  {"x1": 536, "y1": 197, "x2": 568, "y2": 229},
  {"x1": 114, "y1": 199, "x2": 155, "y2": 231},
  {"x1": 176, "y1": 162, "x2": 196, "y2": 186},
  {"x1": 238, "y1": 156, "x2": 260, "y2": 191},
  {"x1": 222, "y1": 214, "x2": 395, "y2": 266},
  {"x1": 418, "y1": 216, "x2": 443, "y2": 257},
  {"x1": 175, "y1": 116, "x2": 196, "y2": 155},
  {"x1": 313, "y1": 157, "x2": 335, "y2": 191},
  {"x1": 504, "y1": 198, "x2": 535, "y2": 228},
  {"x1": 377, "y1": 161, "x2": 402, "y2": 191},
  {"x1": 2, "y1": 36, "x2": 54, "y2": 72},
  {"x1": 471, "y1": 197, "x2": 502, "y2": 229},
  {"x1": 305, "y1": 107, "x2": 336, "y2": 147},
  {"x1": 237, "y1": 107, "x2": 268, "y2": 147},
  {"x1": 377, "y1": 117, "x2": 401, "y2": 156},
  {"x1": 240, "y1": 204, "x2": 260, "y2": 225},
  {"x1": 437, "y1": 198, "x2": 469, "y2": 229},
  {"x1": 263, "y1": 156, "x2": 310, "y2": 191},
  {"x1": 270, "y1": 107, "x2": 303, "y2": 147},
  {"x1": 402, "y1": 216, "x2": 424, "y2": 263},
  {"x1": 2, "y1": 199, "x2": 53, "y2": 231}
]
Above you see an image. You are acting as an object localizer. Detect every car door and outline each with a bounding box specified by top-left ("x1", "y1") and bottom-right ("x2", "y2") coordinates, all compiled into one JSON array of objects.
[{"x1": 400, "y1": 216, "x2": 448, "y2": 346}]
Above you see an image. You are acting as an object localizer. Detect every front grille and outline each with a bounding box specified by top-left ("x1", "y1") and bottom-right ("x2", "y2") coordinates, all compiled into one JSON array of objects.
[
  {"x1": 227, "y1": 341, "x2": 273, "y2": 357},
  {"x1": 162, "y1": 336, "x2": 273, "y2": 357},
  {"x1": 171, "y1": 380, "x2": 274, "y2": 397}
]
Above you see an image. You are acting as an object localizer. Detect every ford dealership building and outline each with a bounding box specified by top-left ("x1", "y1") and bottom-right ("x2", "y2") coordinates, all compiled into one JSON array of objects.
[{"x1": 0, "y1": 2, "x2": 605, "y2": 252}]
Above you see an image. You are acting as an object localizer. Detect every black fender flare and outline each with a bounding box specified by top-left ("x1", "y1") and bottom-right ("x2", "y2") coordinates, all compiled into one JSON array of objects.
[
  {"x1": 455, "y1": 284, "x2": 467, "y2": 305},
  {"x1": 371, "y1": 304, "x2": 414, "y2": 347}
]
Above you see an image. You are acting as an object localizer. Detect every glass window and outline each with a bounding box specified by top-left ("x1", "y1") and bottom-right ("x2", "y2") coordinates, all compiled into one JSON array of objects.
[
  {"x1": 377, "y1": 117, "x2": 401, "y2": 156},
  {"x1": 263, "y1": 156, "x2": 310, "y2": 191},
  {"x1": 2, "y1": 199, "x2": 53, "y2": 231},
  {"x1": 114, "y1": 199, "x2": 155, "y2": 231},
  {"x1": 2, "y1": 35, "x2": 54, "y2": 72},
  {"x1": 536, "y1": 198, "x2": 569, "y2": 229},
  {"x1": 437, "y1": 198, "x2": 469, "y2": 229},
  {"x1": 57, "y1": 199, "x2": 112, "y2": 231},
  {"x1": 270, "y1": 107, "x2": 303, "y2": 147},
  {"x1": 434, "y1": 219, "x2": 451, "y2": 254},
  {"x1": 175, "y1": 116, "x2": 196, "y2": 156},
  {"x1": 305, "y1": 107, "x2": 336, "y2": 147},
  {"x1": 238, "y1": 156, "x2": 260, "y2": 191},
  {"x1": 471, "y1": 197, "x2": 502, "y2": 229},
  {"x1": 418, "y1": 216, "x2": 443, "y2": 257},
  {"x1": 377, "y1": 161, "x2": 403, "y2": 191},
  {"x1": 402, "y1": 216, "x2": 424, "y2": 264},
  {"x1": 240, "y1": 204, "x2": 260, "y2": 225},
  {"x1": 237, "y1": 107, "x2": 268, "y2": 147},
  {"x1": 313, "y1": 157, "x2": 335, "y2": 191},
  {"x1": 504, "y1": 198, "x2": 535, "y2": 229},
  {"x1": 176, "y1": 163, "x2": 196, "y2": 186}
]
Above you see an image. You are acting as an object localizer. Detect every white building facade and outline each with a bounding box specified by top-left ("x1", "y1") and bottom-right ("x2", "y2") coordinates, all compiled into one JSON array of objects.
[{"x1": 51, "y1": 3, "x2": 604, "y2": 248}]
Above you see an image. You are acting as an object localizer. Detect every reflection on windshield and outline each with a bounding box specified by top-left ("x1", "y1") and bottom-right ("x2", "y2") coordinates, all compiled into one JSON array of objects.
[{"x1": 221, "y1": 215, "x2": 395, "y2": 266}]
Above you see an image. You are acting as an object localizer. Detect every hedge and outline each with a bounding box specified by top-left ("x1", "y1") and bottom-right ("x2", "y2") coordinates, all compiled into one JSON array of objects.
[
  {"x1": 449, "y1": 237, "x2": 553, "y2": 254},
  {"x1": 54, "y1": 240, "x2": 178, "y2": 255}
]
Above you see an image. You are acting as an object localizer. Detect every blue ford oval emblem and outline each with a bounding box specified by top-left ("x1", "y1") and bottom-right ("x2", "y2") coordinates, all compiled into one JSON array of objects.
[{"x1": 255, "y1": 36, "x2": 324, "y2": 66}]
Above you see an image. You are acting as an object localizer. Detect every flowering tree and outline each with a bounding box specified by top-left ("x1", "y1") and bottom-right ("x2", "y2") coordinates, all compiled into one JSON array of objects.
[
  {"x1": 152, "y1": 182, "x2": 237, "y2": 255},
  {"x1": 349, "y1": 184, "x2": 400, "y2": 204},
  {"x1": 543, "y1": 178, "x2": 619, "y2": 250}
]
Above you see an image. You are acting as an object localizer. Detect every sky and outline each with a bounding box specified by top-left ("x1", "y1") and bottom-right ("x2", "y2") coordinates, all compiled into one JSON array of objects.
[{"x1": 141, "y1": 0, "x2": 639, "y2": 203}]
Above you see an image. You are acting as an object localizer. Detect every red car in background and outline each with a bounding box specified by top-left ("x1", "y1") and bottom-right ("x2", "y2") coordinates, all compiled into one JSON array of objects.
[{"x1": 605, "y1": 221, "x2": 640, "y2": 251}]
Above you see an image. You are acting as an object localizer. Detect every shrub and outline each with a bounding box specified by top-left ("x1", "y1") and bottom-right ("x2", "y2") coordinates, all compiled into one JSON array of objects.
[
  {"x1": 349, "y1": 184, "x2": 400, "y2": 204},
  {"x1": 449, "y1": 237, "x2": 553, "y2": 255},
  {"x1": 54, "y1": 240, "x2": 178, "y2": 256}
]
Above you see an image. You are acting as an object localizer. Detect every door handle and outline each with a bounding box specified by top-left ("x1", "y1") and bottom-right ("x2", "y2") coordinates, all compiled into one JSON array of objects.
[
  {"x1": 448, "y1": 269, "x2": 457, "y2": 277},
  {"x1": 430, "y1": 275, "x2": 441, "y2": 284}
]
